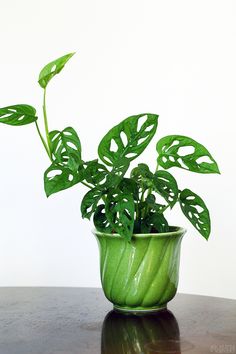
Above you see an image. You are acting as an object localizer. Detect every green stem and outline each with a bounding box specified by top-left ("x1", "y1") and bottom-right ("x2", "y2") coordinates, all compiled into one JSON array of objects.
[
  {"x1": 35, "y1": 121, "x2": 52, "y2": 161},
  {"x1": 81, "y1": 181, "x2": 93, "y2": 189},
  {"x1": 43, "y1": 88, "x2": 52, "y2": 159}
]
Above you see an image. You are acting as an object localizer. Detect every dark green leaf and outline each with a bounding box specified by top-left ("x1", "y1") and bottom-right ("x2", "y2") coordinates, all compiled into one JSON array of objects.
[
  {"x1": 44, "y1": 163, "x2": 83, "y2": 197},
  {"x1": 141, "y1": 212, "x2": 169, "y2": 233},
  {"x1": 49, "y1": 127, "x2": 82, "y2": 170},
  {"x1": 105, "y1": 190, "x2": 135, "y2": 241},
  {"x1": 38, "y1": 52, "x2": 75, "y2": 88},
  {"x1": 83, "y1": 160, "x2": 108, "y2": 186},
  {"x1": 179, "y1": 188, "x2": 211, "y2": 239},
  {"x1": 153, "y1": 170, "x2": 179, "y2": 208},
  {"x1": 0, "y1": 105, "x2": 37, "y2": 126},
  {"x1": 105, "y1": 157, "x2": 130, "y2": 188},
  {"x1": 131, "y1": 163, "x2": 153, "y2": 185},
  {"x1": 98, "y1": 113, "x2": 158, "y2": 166},
  {"x1": 118, "y1": 178, "x2": 139, "y2": 200},
  {"x1": 156, "y1": 135, "x2": 220, "y2": 174},
  {"x1": 81, "y1": 188, "x2": 103, "y2": 220},
  {"x1": 93, "y1": 204, "x2": 113, "y2": 233}
]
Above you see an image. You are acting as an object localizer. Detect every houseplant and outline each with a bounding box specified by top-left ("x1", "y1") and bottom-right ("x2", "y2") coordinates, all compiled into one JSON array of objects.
[{"x1": 0, "y1": 53, "x2": 220, "y2": 312}]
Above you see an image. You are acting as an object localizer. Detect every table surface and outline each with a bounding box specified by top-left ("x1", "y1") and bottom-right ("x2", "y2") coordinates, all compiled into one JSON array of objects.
[{"x1": 0, "y1": 288, "x2": 235, "y2": 354}]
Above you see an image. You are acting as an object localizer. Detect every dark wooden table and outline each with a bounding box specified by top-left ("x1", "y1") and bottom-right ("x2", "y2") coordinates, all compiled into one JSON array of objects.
[{"x1": 0, "y1": 288, "x2": 235, "y2": 354}]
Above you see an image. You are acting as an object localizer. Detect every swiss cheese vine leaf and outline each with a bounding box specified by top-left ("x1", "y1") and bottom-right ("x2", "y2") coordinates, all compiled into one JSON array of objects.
[
  {"x1": 49, "y1": 127, "x2": 82, "y2": 170},
  {"x1": 105, "y1": 190, "x2": 135, "y2": 241},
  {"x1": 156, "y1": 135, "x2": 220, "y2": 174},
  {"x1": 141, "y1": 212, "x2": 169, "y2": 233},
  {"x1": 98, "y1": 113, "x2": 158, "y2": 166},
  {"x1": 44, "y1": 163, "x2": 83, "y2": 197},
  {"x1": 93, "y1": 204, "x2": 113, "y2": 233},
  {"x1": 179, "y1": 188, "x2": 211, "y2": 239},
  {"x1": 38, "y1": 52, "x2": 75, "y2": 88},
  {"x1": 81, "y1": 188, "x2": 103, "y2": 220},
  {"x1": 83, "y1": 160, "x2": 108, "y2": 186},
  {"x1": 0, "y1": 105, "x2": 37, "y2": 126},
  {"x1": 154, "y1": 170, "x2": 179, "y2": 208}
]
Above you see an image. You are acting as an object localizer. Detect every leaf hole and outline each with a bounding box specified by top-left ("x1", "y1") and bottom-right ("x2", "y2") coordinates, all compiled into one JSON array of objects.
[
  {"x1": 196, "y1": 156, "x2": 213, "y2": 164},
  {"x1": 47, "y1": 169, "x2": 62, "y2": 179},
  {"x1": 51, "y1": 64, "x2": 57, "y2": 73},
  {"x1": 145, "y1": 124, "x2": 154, "y2": 132},
  {"x1": 137, "y1": 115, "x2": 148, "y2": 132},
  {"x1": 126, "y1": 152, "x2": 137, "y2": 159},
  {"x1": 178, "y1": 146, "x2": 195, "y2": 156},
  {"x1": 194, "y1": 205, "x2": 204, "y2": 213},
  {"x1": 68, "y1": 174, "x2": 73, "y2": 181},
  {"x1": 120, "y1": 131, "x2": 128, "y2": 146},
  {"x1": 110, "y1": 139, "x2": 119, "y2": 152},
  {"x1": 177, "y1": 158, "x2": 189, "y2": 170},
  {"x1": 162, "y1": 156, "x2": 168, "y2": 163},
  {"x1": 67, "y1": 142, "x2": 78, "y2": 150}
]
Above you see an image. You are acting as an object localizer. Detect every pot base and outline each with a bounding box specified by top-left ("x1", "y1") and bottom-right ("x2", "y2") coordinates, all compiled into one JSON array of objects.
[{"x1": 113, "y1": 303, "x2": 167, "y2": 314}]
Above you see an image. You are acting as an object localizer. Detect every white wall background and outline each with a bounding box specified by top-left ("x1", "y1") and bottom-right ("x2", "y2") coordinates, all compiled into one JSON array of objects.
[{"x1": 0, "y1": 0, "x2": 235, "y2": 299}]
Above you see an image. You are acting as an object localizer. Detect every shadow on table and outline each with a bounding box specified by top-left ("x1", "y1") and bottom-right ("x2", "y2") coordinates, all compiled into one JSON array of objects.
[{"x1": 101, "y1": 309, "x2": 184, "y2": 354}]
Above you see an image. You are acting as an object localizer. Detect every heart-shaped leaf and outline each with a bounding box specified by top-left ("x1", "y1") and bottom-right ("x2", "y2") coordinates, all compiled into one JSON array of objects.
[
  {"x1": 98, "y1": 113, "x2": 158, "y2": 166},
  {"x1": 105, "y1": 190, "x2": 135, "y2": 240},
  {"x1": 93, "y1": 204, "x2": 113, "y2": 233},
  {"x1": 153, "y1": 170, "x2": 179, "y2": 208},
  {"x1": 44, "y1": 163, "x2": 83, "y2": 197},
  {"x1": 179, "y1": 188, "x2": 211, "y2": 239},
  {"x1": 81, "y1": 188, "x2": 103, "y2": 220},
  {"x1": 49, "y1": 127, "x2": 82, "y2": 170},
  {"x1": 0, "y1": 105, "x2": 37, "y2": 126},
  {"x1": 38, "y1": 52, "x2": 75, "y2": 88},
  {"x1": 156, "y1": 135, "x2": 220, "y2": 174}
]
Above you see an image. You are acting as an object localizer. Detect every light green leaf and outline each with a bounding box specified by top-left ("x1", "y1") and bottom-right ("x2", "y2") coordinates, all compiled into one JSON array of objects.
[
  {"x1": 105, "y1": 190, "x2": 135, "y2": 241},
  {"x1": 156, "y1": 135, "x2": 220, "y2": 174},
  {"x1": 179, "y1": 188, "x2": 211, "y2": 239},
  {"x1": 0, "y1": 105, "x2": 37, "y2": 126},
  {"x1": 38, "y1": 52, "x2": 75, "y2": 88},
  {"x1": 98, "y1": 113, "x2": 158, "y2": 166}
]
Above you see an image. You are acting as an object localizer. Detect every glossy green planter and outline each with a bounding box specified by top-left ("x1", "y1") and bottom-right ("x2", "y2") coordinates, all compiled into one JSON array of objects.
[{"x1": 93, "y1": 226, "x2": 186, "y2": 313}]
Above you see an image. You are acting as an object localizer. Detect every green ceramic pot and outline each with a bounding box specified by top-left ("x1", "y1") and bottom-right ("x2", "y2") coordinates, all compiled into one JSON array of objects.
[{"x1": 93, "y1": 226, "x2": 186, "y2": 313}]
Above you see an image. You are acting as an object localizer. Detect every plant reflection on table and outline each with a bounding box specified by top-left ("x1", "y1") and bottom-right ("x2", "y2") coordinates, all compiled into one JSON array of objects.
[{"x1": 101, "y1": 309, "x2": 181, "y2": 354}]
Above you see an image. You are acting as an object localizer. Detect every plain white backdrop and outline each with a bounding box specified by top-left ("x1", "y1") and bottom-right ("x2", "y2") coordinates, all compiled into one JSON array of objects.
[{"x1": 0, "y1": 0, "x2": 235, "y2": 299}]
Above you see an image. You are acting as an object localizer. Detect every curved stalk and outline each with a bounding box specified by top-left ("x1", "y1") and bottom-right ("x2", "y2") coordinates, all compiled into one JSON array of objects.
[
  {"x1": 35, "y1": 121, "x2": 52, "y2": 161},
  {"x1": 43, "y1": 88, "x2": 52, "y2": 159}
]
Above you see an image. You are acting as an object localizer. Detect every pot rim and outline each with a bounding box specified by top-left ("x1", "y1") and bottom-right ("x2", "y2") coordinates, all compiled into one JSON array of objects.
[{"x1": 93, "y1": 226, "x2": 186, "y2": 239}]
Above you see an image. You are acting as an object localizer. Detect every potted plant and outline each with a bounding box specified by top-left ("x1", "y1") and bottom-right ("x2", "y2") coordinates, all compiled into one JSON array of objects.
[{"x1": 0, "y1": 53, "x2": 220, "y2": 313}]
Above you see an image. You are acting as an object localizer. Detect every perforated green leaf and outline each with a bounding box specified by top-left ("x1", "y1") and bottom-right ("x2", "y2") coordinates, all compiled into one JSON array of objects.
[
  {"x1": 0, "y1": 105, "x2": 37, "y2": 126},
  {"x1": 154, "y1": 170, "x2": 179, "y2": 208},
  {"x1": 81, "y1": 188, "x2": 103, "y2": 220},
  {"x1": 44, "y1": 163, "x2": 83, "y2": 197},
  {"x1": 105, "y1": 190, "x2": 135, "y2": 240},
  {"x1": 83, "y1": 160, "x2": 108, "y2": 186},
  {"x1": 179, "y1": 189, "x2": 211, "y2": 239},
  {"x1": 98, "y1": 113, "x2": 158, "y2": 166},
  {"x1": 49, "y1": 127, "x2": 82, "y2": 170},
  {"x1": 38, "y1": 52, "x2": 75, "y2": 88},
  {"x1": 156, "y1": 135, "x2": 220, "y2": 174},
  {"x1": 141, "y1": 212, "x2": 169, "y2": 233},
  {"x1": 93, "y1": 204, "x2": 113, "y2": 233}
]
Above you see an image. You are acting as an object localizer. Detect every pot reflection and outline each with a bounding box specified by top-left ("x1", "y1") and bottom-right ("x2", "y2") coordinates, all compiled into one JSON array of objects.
[{"x1": 101, "y1": 309, "x2": 181, "y2": 354}]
